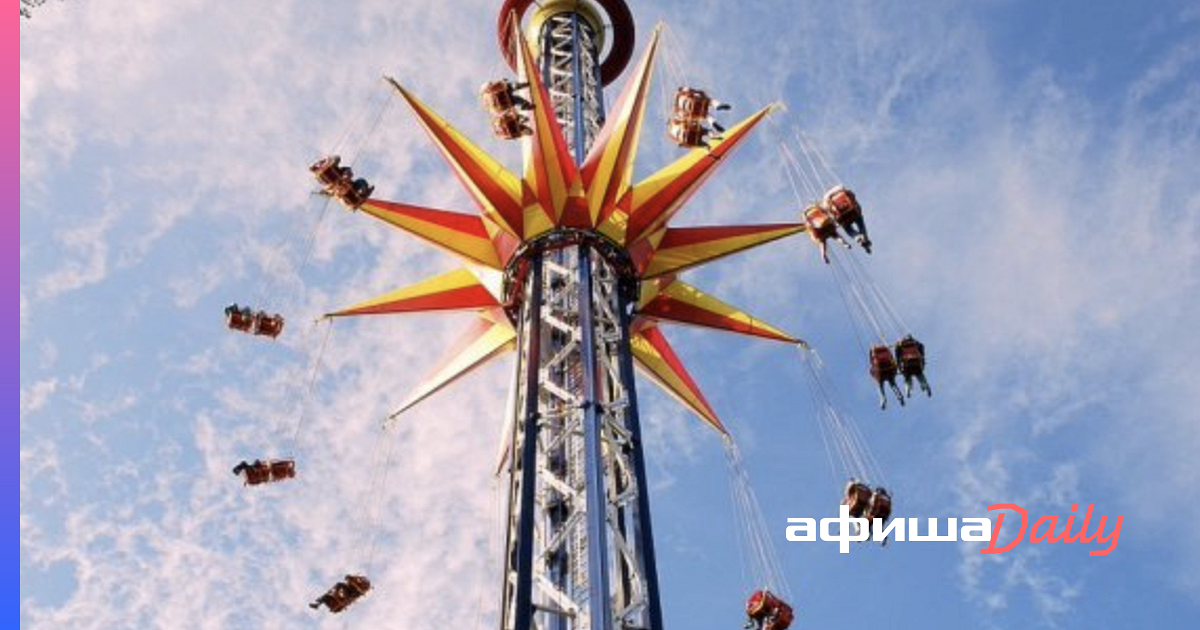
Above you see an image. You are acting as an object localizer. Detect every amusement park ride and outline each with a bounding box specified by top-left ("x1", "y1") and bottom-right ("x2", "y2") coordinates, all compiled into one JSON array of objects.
[{"x1": 225, "y1": 0, "x2": 930, "y2": 626}]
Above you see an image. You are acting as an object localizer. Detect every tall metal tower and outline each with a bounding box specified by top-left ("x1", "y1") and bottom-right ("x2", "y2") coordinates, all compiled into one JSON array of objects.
[
  {"x1": 324, "y1": 1, "x2": 805, "y2": 629},
  {"x1": 497, "y1": 3, "x2": 656, "y2": 630}
]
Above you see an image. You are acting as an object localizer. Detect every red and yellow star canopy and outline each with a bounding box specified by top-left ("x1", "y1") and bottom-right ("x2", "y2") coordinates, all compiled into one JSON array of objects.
[{"x1": 328, "y1": 26, "x2": 806, "y2": 434}]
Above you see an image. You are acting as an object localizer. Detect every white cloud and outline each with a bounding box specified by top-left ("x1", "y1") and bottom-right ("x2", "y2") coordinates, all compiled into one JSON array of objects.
[
  {"x1": 660, "y1": 0, "x2": 1200, "y2": 620},
  {"x1": 77, "y1": 391, "x2": 140, "y2": 426},
  {"x1": 34, "y1": 208, "x2": 116, "y2": 301},
  {"x1": 166, "y1": 262, "x2": 224, "y2": 309},
  {"x1": 1128, "y1": 35, "x2": 1200, "y2": 105},
  {"x1": 896, "y1": 44, "x2": 1200, "y2": 625},
  {"x1": 19, "y1": 1, "x2": 1200, "y2": 629},
  {"x1": 20, "y1": 379, "x2": 59, "y2": 417}
]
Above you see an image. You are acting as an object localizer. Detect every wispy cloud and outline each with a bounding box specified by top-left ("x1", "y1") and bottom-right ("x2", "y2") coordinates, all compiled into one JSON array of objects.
[
  {"x1": 34, "y1": 208, "x2": 116, "y2": 301},
  {"x1": 20, "y1": 379, "x2": 59, "y2": 417},
  {"x1": 19, "y1": 1, "x2": 1200, "y2": 629},
  {"x1": 663, "y1": 0, "x2": 1200, "y2": 620}
]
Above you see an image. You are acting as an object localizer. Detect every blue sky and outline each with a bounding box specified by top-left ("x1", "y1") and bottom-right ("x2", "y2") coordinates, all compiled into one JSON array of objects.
[{"x1": 19, "y1": 1, "x2": 1200, "y2": 629}]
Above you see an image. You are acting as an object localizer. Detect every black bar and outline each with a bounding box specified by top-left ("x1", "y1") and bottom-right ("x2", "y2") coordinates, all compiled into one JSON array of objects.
[
  {"x1": 513, "y1": 254, "x2": 545, "y2": 630},
  {"x1": 617, "y1": 289, "x2": 664, "y2": 630}
]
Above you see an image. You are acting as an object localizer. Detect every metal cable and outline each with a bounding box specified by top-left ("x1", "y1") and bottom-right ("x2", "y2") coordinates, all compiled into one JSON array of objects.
[
  {"x1": 796, "y1": 127, "x2": 842, "y2": 186},
  {"x1": 287, "y1": 319, "x2": 335, "y2": 458},
  {"x1": 723, "y1": 436, "x2": 792, "y2": 601},
  {"x1": 779, "y1": 141, "x2": 820, "y2": 201},
  {"x1": 793, "y1": 128, "x2": 833, "y2": 197},
  {"x1": 801, "y1": 348, "x2": 884, "y2": 484},
  {"x1": 847, "y1": 252, "x2": 910, "y2": 335},
  {"x1": 830, "y1": 250, "x2": 887, "y2": 344}
]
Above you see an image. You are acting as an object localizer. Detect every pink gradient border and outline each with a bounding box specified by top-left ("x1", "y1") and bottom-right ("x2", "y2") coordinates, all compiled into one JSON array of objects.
[{"x1": 12, "y1": 12, "x2": 25, "y2": 596}]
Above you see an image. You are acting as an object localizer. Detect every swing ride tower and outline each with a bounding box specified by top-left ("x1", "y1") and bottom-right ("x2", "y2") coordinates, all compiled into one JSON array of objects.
[
  {"x1": 325, "y1": 0, "x2": 811, "y2": 627},
  {"x1": 497, "y1": 4, "x2": 659, "y2": 630}
]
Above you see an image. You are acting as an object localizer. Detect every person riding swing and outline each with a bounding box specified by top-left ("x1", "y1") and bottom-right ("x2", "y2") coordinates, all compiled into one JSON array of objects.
[
  {"x1": 894, "y1": 334, "x2": 931, "y2": 398},
  {"x1": 822, "y1": 185, "x2": 871, "y2": 253},
  {"x1": 803, "y1": 203, "x2": 851, "y2": 264},
  {"x1": 869, "y1": 344, "x2": 905, "y2": 410},
  {"x1": 310, "y1": 574, "x2": 372, "y2": 613}
]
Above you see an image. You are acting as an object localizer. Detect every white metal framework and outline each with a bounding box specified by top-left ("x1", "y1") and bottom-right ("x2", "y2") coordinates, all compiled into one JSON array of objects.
[{"x1": 538, "y1": 11, "x2": 605, "y2": 158}]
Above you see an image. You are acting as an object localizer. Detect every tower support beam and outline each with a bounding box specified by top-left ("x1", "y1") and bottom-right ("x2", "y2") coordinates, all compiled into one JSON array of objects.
[
  {"x1": 509, "y1": 254, "x2": 545, "y2": 630},
  {"x1": 579, "y1": 248, "x2": 614, "y2": 630}
]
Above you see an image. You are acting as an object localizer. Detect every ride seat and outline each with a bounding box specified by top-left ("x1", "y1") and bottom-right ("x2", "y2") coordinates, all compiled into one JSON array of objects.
[
  {"x1": 345, "y1": 575, "x2": 372, "y2": 596},
  {"x1": 844, "y1": 482, "x2": 872, "y2": 517},
  {"x1": 492, "y1": 110, "x2": 531, "y2": 140},
  {"x1": 869, "y1": 345, "x2": 898, "y2": 380},
  {"x1": 269, "y1": 459, "x2": 296, "y2": 481},
  {"x1": 746, "y1": 590, "x2": 795, "y2": 630},
  {"x1": 668, "y1": 117, "x2": 708, "y2": 148},
  {"x1": 253, "y1": 313, "x2": 285, "y2": 338},
  {"x1": 242, "y1": 461, "x2": 272, "y2": 485},
  {"x1": 895, "y1": 340, "x2": 924, "y2": 373},
  {"x1": 826, "y1": 190, "x2": 862, "y2": 224},
  {"x1": 804, "y1": 205, "x2": 838, "y2": 241},
  {"x1": 766, "y1": 600, "x2": 794, "y2": 630},
  {"x1": 869, "y1": 490, "x2": 892, "y2": 520},
  {"x1": 226, "y1": 306, "x2": 255, "y2": 332},
  {"x1": 481, "y1": 81, "x2": 517, "y2": 114},
  {"x1": 673, "y1": 88, "x2": 712, "y2": 119}
]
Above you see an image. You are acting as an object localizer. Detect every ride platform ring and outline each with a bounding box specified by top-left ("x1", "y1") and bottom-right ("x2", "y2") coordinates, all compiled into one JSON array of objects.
[{"x1": 497, "y1": 0, "x2": 635, "y2": 86}]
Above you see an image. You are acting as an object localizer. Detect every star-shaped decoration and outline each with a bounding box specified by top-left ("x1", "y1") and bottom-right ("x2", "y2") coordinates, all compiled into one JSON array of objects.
[{"x1": 327, "y1": 25, "x2": 806, "y2": 433}]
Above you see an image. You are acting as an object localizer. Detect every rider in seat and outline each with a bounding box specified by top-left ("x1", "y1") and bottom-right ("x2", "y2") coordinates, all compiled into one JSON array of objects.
[
  {"x1": 491, "y1": 109, "x2": 533, "y2": 140},
  {"x1": 311, "y1": 155, "x2": 373, "y2": 209},
  {"x1": 252, "y1": 312, "x2": 285, "y2": 339},
  {"x1": 310, "y1": 155, "x2": 349, "y2": 188},
  {"x1": 232, "y1": 460, "x2": 272, "y2": 486},
  {"x1": 822, "y1": 185, "x2": 871, "y2": 253},
  {"x1": 480, "y1": 79, "x2": 531, "y2": 114},
  {"x1": 224, "y1": 304, "x2": 254, "y2": 332},
  {"x1": 269, "y1": 459, "x2": 296, "y2": 481},
  {"x1": 233, "y1": 459, "x2": 296, "y2": 485},
  {"x1": 340, "y1": 177, "x2": 374, "y2": 209},
  {"x1": 893, "y1": 334, "x2": 931, "y2": 397},
  {"x1": 843, "y1": 479, "x2": 872, "y2": 535},
  {"x1": 667, "y1": 115, "x2": 715, "y2": 149},
  {"x1": 867, "y1": 487, "x2": 893, "y2": 545},
  {"x1": 310, "y1": 574, "x2": 372, "y2": 614},
  {"x1": 869, "y1": 344, "x2": 905, "y2": 409},
  {"x1": 745, "y1": 589, "x2": 794, "y2": 630},
  {"x1": 668, "y1": 87, "x2": 729, "y2": 149},
  {"x1": 673, "y1": 87, "x2": 730, "y2": 132},
  {"x1": 843, "y1": 479, "x2": 872, "y2": 519},
  {"x1": 803, "y1": 203, "x2": 851, "y2": 264},
  {"x1": 481, "y1": 79, "x2": 533, "y2": 141}
]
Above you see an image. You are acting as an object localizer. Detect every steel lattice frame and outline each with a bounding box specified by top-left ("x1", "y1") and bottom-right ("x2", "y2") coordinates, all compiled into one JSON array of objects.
[
  {"x1": 539, "y1": 12, "x2": 606, "y2": 159},
  {"x1": 500, "y1": 10, "x2": 660, "y2": 630}
]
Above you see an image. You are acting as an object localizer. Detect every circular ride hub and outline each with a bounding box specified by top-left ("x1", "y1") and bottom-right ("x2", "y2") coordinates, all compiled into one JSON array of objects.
[{"x1": 501, "y1": 229, "x2": 639, "y2": 322}]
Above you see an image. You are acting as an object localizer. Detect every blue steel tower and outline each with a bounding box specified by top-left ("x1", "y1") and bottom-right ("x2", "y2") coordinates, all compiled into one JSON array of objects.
[{"x1": 495, "y1": 4, "x2": 661, "y2": 630}]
